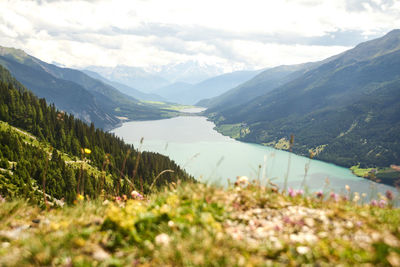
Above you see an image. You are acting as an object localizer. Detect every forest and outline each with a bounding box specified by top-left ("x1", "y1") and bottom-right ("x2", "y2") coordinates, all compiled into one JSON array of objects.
[{"x1": 0, "y1": 65, "x2": 193, "y2": 205}]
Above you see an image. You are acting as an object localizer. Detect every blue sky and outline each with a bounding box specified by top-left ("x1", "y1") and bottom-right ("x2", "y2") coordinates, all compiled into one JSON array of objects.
[{"x1": 1, "y1": 0, "x2": 399, "y2": 72}]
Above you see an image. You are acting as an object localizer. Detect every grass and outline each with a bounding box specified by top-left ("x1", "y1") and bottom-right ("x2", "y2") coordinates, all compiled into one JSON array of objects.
[
  {"x1": 351, "y1": 165, "x2": 375, "y2": 178},
  {"x1": 215, "y1": 123, "x2": 250, "y2": 139},
  {"x1": 0, "y1": 181, "x2": 399, "y2": 266},
  {"x1": 140, "y1": 101, "x2": 196, "y2": 111}
]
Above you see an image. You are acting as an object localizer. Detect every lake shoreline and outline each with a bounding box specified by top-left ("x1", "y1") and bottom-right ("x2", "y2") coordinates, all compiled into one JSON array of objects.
[{"x1": 110, "y1": 115, "x2": 396, "y2": 196}]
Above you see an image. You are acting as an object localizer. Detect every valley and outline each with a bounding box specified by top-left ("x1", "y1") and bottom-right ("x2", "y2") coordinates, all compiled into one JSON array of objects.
[{"x1": 0, "y1": 4, "x2": 399, "y2": 263}]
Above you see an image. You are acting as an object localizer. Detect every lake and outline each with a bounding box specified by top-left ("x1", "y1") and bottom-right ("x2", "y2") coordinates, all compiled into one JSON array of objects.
[{"x1": 111, "y1": 111, "x2": 395, "y2": 196}]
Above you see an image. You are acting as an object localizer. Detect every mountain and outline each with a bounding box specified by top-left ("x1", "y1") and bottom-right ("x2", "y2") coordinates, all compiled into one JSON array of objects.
[
  {"x1": 0, "y1": 47, "x2": 118, "y2": 130},
  {"x1": 85, "y1": 65, "x2": 170, "y2": 92},
  {"x1": 82, "y1": 69, "x2": 166, "y2": 102},
  {"x1": 149, "y1": 60, "x2": 225, "y2": 84},
  {"x1": 206, "y1": 29, "x2": 400, "y2": 169},
  {"x1": 198, "y1": 63, "x2": 316, "y2": 108},
  {"x1": 152, "y1": 82, "x2": 195, "y2": 104},
  {"x1": 154, "y1": 70, "x2": 261, "y2": 105},
  {"x1": 0, "y1": 46, "x2": 173, "y2": 130},
  {"x1": 0, "y1": 64, "x2": 192, "y2": 203}
]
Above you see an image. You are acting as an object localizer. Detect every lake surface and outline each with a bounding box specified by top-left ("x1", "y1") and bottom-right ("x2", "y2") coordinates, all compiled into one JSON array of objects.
[{"x1": 111, "y1": 114, "x2": 395, "y2": 196}]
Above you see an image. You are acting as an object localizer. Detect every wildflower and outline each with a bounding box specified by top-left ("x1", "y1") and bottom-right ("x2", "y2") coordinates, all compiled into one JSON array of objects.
[
  {"x1": 330, "y1": 192, "x2": 339, "y2": 202},
  {"x1": 361, "y1": 193, "x2": 367, "y2": 198},
  {"x1": 77, "y1": 194, "x2": 84, "y2": 201},
  {"x1": 345, "y1": 185, "x2": 350, "y2": 191},
  {"x1": 296, "y1": 246, "x2": 310, "y2": 255},
  {"x1": 370, "y1": 199, "x2": 378, "y2": 207},
  {"x1": 155, "y1": 233, "x2": 170, "y2": 246},
  {"x1": 131, "y1": 190, "x2": 143, "y2": 199},
  {"x1": 0, "y1": 195, "x2": 5, "y2": 203},
  {"x1": 353, "y1": 192, "x2": 360, "y2": 203},
  {"x1": 235, "y1": 176, "x2": 249, "y2": 187},
  {"x1": 115, "y1": 196, "x2": 122, "y2": 202},
  {"x1": 378, "y1": 199, "x2": 387, "y2": 208},
  {"x1": 315, "y1": 190, "x2": 324, "y2": 199},
  {"x1": 288, "y1": 188, "x2": 296, "y2": 197},
  {"x1": 122, "y1": 194, "x2": 127, "y2": 201},
  {"x1": 385, "y1": 190, "x2": 394, "y2": 201},
  {"x1": 84, "y1": 148, "x2": 91, "y2": 154}
]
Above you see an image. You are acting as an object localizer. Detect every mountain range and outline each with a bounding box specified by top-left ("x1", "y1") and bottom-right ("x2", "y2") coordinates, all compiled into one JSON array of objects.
[
  {"x1": 205, "y1": 29, "x2": 400, "y2": 169},
  {"x1": 0, "y1": 47, "x2": 176, "y2": 130},
  {"x1": 153, "y1": 70, "x2": 261, "y2": 104}
]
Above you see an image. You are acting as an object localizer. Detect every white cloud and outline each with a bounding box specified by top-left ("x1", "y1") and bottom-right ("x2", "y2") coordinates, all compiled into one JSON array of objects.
[{"x1": 0, "y1": 0, "x2": 399, "y2": 71}]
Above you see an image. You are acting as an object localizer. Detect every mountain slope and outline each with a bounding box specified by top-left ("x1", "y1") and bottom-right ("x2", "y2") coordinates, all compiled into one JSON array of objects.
[
  {"x1": 0, "y1": 64, "x2": 192, "y2": 203},
  {"x1": 199, "y1": 63, "x2": 316, "y2": 109},
  {"x1": 207, "y1": 30, "x2": 400, "y2": 169},
  {"x1": 0, "y1": 46, "x2": 175, "y2": 130},
  {"x1": 152, "y1": 82, "x2": 195, "y2": 104},
  {"x1": 85, "y1": 65, "x2": 170, "y2": 92},
  {"x1": 154, "y1": 70, "x2": 260, "y2": 105},
  {"x1": 82, "y1": 70, "x2": 166, "y2": 102},
  {"x1": 0, "y1": 53, "x2": 118, "y2": 130}
]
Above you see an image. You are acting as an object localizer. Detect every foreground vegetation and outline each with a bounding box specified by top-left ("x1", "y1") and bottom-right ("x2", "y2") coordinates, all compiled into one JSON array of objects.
[{"x1": 0, "y1": 180, "x2": 399, "y2": 266}]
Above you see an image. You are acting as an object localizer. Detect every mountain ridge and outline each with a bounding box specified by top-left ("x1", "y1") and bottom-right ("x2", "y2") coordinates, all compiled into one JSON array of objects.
[{"x1": 205, "y1": 29, "x2": 400, "y2": 170}]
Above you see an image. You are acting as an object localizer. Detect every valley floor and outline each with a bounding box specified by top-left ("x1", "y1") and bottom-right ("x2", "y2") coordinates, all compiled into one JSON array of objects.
[{"x1": 0, "y1": 182, "x2": 399, "y2": 266}]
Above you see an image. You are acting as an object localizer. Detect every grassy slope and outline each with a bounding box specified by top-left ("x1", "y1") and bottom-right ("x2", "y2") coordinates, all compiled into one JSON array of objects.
[
  {"x1": 0, "y1": 120, "x2": 115, "y2": 198},
  {"x1": 0, "y1": 182, "x2": 399, "y2": 266}
]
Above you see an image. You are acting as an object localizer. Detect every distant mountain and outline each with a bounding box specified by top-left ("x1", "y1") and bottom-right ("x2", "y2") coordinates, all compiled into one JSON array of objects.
[
  {"x1": 0, "y1": 46, "x2": 172, "y2": 130},
  {"x1": 155, "y1": 70, "x2": 261, "y2": 105},
  {"x1": 198, "y1": 64, "x2": 315, "y2": 108},
  {"x1": 85, "y1": 65, "x2": 170, "y2": 93},
  {"x1": 82, "y1": 70, "x2": 166, "y2": 102},
  {"x1": 153, "y1": 82, "x2": 194, "y2": 104},
  {"x1": 206, "y1": 29, "x2": 400, "y2": 169},
  {"x1": 149, "y1": 60, "x2": 225, "y2": 84}
]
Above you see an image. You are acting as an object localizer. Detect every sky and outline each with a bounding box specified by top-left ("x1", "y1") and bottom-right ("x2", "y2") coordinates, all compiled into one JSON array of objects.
[{"x1": 1, "y1": 0, "x2": 399, "y2": 72}]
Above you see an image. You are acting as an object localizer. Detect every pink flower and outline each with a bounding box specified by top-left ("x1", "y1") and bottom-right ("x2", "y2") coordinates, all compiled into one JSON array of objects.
[
  {"x1": 385, "y1": 190, "x2": 394, "y2": 201},
  {"x1": 378, "y1": 199, "x2": 387, "y2": 208},
  {"x1": 315, "y1": 191, "x2": 324, "y2": 199},
  {"x1": 131, "y1": 190, "x2": 143, "y2": 199},
  {"x1": 370, "y1": 199, "x2": 378, "y2": 207},
  {"x1": 288, "y1": 188, "x2": 303, "y2": 197},
  {"x1": 288, "y1": 188, "x2": 296, "y2": 197},
  {"x1": 115, "y1": 196, "x2": 122, "y2": 202},
  {"x1": 330, "y1": 192, "x2": 339, "y2": 202}
]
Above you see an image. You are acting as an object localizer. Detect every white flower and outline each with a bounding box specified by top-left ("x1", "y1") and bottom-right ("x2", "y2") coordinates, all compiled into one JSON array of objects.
[
  {"x1": 296, "y1": 246, "x2": 310, "y2": 255},
  {"x1": 155, "y1": 233, "x2": 170, "y2": 246},
  {"x1": 235, "y1": 176, "x2": 249, "y2": 187}
]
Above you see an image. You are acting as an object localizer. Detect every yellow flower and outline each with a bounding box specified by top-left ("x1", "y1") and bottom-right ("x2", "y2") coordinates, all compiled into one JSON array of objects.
[
  {"x1": 77, "y1": 194, "x2": 84, "y2": 201},
  {"x1": 84, "y1": 148, "x2": 92, "y2": 154}
]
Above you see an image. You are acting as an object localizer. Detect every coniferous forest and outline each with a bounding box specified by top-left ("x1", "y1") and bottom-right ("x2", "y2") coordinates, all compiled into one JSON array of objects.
[{"x1": 0, "y1": 65, "x2": 193, "y2": 205}]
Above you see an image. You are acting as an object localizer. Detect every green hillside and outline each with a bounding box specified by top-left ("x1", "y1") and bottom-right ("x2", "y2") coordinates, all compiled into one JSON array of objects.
[
  {"x1": 206, "y1": 30, "x2": 400, "y2": 179},
  {"x1": 199, "y1": 62, "x2": 316, "y2": 109},
  {"x1": 0, "y1": 65, "x2": 193, "y2": 205},
  {"x1": 0, "y1": 47, "x2": 179, "y2": 130}
]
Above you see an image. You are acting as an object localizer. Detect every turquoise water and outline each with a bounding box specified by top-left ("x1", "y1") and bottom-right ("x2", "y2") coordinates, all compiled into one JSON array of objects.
[{"x1": 111, "y1": 115, "x2": 395, "y2": 195}]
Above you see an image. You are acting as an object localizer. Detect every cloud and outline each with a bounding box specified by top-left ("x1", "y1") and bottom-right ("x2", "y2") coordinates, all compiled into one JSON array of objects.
[{"x1": 0, "y1": 0, "x2": 399, "y2": 71}]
